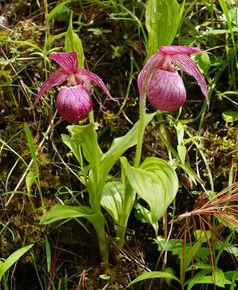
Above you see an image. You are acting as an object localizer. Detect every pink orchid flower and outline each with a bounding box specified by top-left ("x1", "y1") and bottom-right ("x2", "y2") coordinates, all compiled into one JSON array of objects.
[
  {"x1": 138, "y1": 45, "x2": 208, "y2": 112},
  {"x1": 36, "y1": 52, "x2": 112, "y2": 123}
]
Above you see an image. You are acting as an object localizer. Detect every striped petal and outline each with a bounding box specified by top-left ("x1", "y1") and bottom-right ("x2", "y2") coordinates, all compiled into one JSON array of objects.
[
  {"x1": 35, "y1": 70, "x2": 68, "y2": 103},
  {"x1": 138, "y1": 52, "x2": 162, "y2": 99},
  {"x1": 160, "y1": 46, "x2": 200, "y2": 55},
  {"x1": 76, "y1": 68, "x2": 114, "y2": 100},
  {"x1": 147, "y1": 69, "x2": 186, "y2": 112},
  {"x1": 50, "y1": 52, "x2": 78, "y2": 74},
  {"x1": 56, "y1": 85, "x2": 93, "y2": 123},
  {"x1": 171, "y1": 54, "x2": 208, "y2": 102}
]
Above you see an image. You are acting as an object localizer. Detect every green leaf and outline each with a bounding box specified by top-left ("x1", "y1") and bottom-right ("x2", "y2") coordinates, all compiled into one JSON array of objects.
[
  {"x1": 186, "y1": 263, "x2": 212, "y2": 271},
  {"x1": 40, "y1": 204, "x2": 95, "y2": 224},
  {"x1": 157, "y1": 125, "x2": 202, "y2": 185},
  {"x1": 47, "y1": 0, "x2": 70, "y2": 22},
  {"x1": 177, "y1": 144, "x2": 186, "y2": 165},
  {"x1": 65, "y1": 123, "x2": 102, "y2": 198},
  {"x1": 4, "y1": 40, "x2": 42, "y2": 51},
  {"x1": 101, "y1": 113, "x2": 156, "y2": 181},
  {"x1": 225, "y1": 271, "x2": 238, "y2": 290},
  {"x1": 228, "y1": 7, "x2": 238, "y2": 26},
  {"x1": 212, "y1": 268, "x2": 227, "y2": 288},
  {"x1": 225, "y1": 271, "x2": 238, "y2": 281},
  {"x1": 0, "y1": 261, "x2": 4, "y2": 275},
  {"x1": 222, "y1": 110, "x2": 238, "y2": 123},
  {"x1": 145, "y1": 0, "x2": 180, "y2": 56},
  {"x1": 121, "y1": 157, "x2": 178, "y2": 235},
  {"x1": 193, "y1": 53, "x2": 211, "y2": 75},
  {"x1": 0, "y1": 244, "x2": 33, "y2": 281},
  {"x1": 101, "y1": 181, "x2": 123, "y2": 224},
  {"x1": 134, "y1": 202, "x2": 153, "y2": 225},
  {"x1": 24, "y1": 123, "x2": 39, "y2": 178},
  {"x1": 46, "y1": 32, "x2": 67, "y2": 47},
  {"x1": 186, "y1": 270, "x2": 213, "y2": 290},
  {"x1": 62, "y1": 134, "x2": 82, "y2": 164},
  {"x1": 187, "y1": 271, "x2": 230, "y2": 290},
  {"x1": 67, "y1": 123, "x2": 101, "y2": 167},
  {"x1": 65, "y1": 12, "x2": 85, "y2": 67},
  {"x1": 25, "y1": 170, "x2": 37, "y2": 194},
  {"x1": 194, "y1": 230, "x2": 211, "y2": 242},
  {"x1": 99, "y1": 274, "x2": 110, "y2": 280},
  {"x1": 44, "y1": 238, "x2": 51, "y2": 273},
  {"x1": 129, "y1": 271, "x2": 180, "y2": 286}
]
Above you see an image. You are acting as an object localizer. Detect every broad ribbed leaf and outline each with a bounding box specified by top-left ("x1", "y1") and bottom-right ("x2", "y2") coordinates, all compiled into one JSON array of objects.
[
  {"x1": 67, "y1": 123, "x2": 101, "y2": 168},
  {"x1": 145, "y1": 0, "x2": 180, "y2": 56},
  {"x1": 121, "y1": 157, "x2": 178, "y2": 235},
  {"x1": 40, "y1": 204, "x2": 95, "y2": 224},
  {"x1": 62, "y1": 134, "x2": 82, "y2": 164},
  {"x1": 129, "y1": 271, "x2": 181, "y2": 286},
  {"x1": 101, "y1": 181, "x2": 123, "y2": 223},
  {"x1": 65, "y1": 12, "x2": 85, "y2": 67},
  {"x1": 66, "y1": 123, "x2": 102, "y2": 200},
  {"x1": 0, "y1": 244, "x2": 33, "y2": 281},
  {"x1": 212, "y1": 269, "x2": 227, "y2": 288},
  {"x1": 101, "y1": 113, "x2": 155, "y2": 180},
  {"x1": 186, "y1": 270, "x2": 213, "y2": 290},
  {"x1": 187, "y1": 270, "x2": 231, "y2": 290}
]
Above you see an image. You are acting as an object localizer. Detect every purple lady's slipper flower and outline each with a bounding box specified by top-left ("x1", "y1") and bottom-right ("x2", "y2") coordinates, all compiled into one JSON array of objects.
[
  {"x1": 36, "y1": 52, "x2": 112, "y2": 123},
  {"x1": 138, "y1": 45, "x2": 208, "y2": 112}
]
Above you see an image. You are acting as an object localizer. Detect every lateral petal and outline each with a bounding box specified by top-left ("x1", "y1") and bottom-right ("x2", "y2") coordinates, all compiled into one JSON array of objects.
[
  {"x1": 76, "y1": 68, "x2": 114, "y2": 100},
  {"x1": 171, "y1": 54, "x2": 208, "y2": 101},
  {"x1": 35, "y1": 70, "x2": 68, "y2": 103},
  {"x1": 147, "y1": 69, "x2": 186, "y2": 112},
  {"x1": 50, "y1": 52, "x2": 78, "y2": 74},
  {"x1": 160, "y1": 45, "x2": 200, "y2": 55},
  {"x1": 137, "y1": 52, "x2": 162, "y2": 99}
]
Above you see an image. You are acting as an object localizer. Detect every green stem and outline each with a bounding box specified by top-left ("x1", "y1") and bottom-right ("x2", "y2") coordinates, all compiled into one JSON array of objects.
[
  {"x1": 92, "y1": 212, "x2": 108, "y2": 264},
  {"x1": 87, "y1": 110, "x2": 108, "y2": 264},
  {"x1": 116, "y1": 225, "x2": 126, "y2": 251},
  {"x1": 134, "y1": 97, "x2": 146, "y2": 167}
]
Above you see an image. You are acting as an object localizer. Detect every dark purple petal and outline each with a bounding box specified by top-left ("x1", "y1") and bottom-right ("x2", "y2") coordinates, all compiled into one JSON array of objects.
[
  {"x1": 35, "y1": 70, "x2": 68, "y2": 103},
  {"x1": 160, "y1": 46, "x2": 200, "y2": 56},
  {"x1": 50, "y1": 52, "x2": 78, "y2": 74},
  {"x1": 171, "y1": 54, "x2": 208, "y2": 102},
  {"x1": 147, "y1": 69, "x2": 186, "y2": 112},
  {"x1": 56, "y1": 85, "x2": 93, "y2": 123},
  {"x1": 138, "y1": 52, "x2": 162, "y2": 99},
  {"x1": 76, "y1": 68, "x2": 115, "y2": 100}
]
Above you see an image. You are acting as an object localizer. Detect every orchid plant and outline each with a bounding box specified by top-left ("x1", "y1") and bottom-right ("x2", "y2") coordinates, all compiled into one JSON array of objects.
[
  {"x1": 36, "y1": 5, "x2": 208, "y2": 263},
  {"x1": 36, "y1": 43, "x2": 208, "y2": 263}
]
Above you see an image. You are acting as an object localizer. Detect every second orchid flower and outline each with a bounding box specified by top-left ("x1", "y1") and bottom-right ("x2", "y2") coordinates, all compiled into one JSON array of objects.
[{"x1": 138, "y1": 45, "x2": 208, "y2": 111}]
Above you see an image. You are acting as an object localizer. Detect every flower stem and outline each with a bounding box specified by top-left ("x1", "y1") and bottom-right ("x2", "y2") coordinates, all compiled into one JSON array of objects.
[
  {"x1": 87, "y1": 109, "x2": 108, "y2": 264},
  {"x1": 134, "y1": 96, "x2": 146, "y2": 167},
  {"x1": 92, "y1": 212, "x2": 109, "y2": 264}
]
